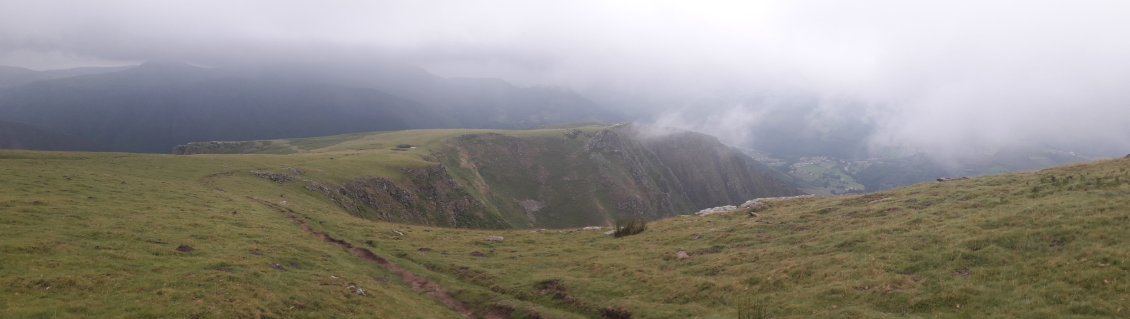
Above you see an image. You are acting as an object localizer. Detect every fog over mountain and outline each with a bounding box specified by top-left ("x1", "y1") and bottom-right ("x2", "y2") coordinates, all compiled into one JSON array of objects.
[{"x1": 3, "y1": 0, "x2": 1129, "y2": 160}]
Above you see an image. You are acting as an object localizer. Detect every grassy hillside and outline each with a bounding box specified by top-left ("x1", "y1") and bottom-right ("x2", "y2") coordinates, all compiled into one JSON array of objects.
[
  {"x1": 288, "y1": 157, "x2": 1130, "y2": 318},
  {"x1": 1, "y1": 132, "x2": 1128, "y2": 318},
  {"x1": 435, "y1": 126, "x2": 799, "y2": 228},
  {"x1": 175, "y1": 125, "x2": 799, "y2": 229},
  {"x1": 0, "y1": 151, "x2": 462, "y2": 318}
]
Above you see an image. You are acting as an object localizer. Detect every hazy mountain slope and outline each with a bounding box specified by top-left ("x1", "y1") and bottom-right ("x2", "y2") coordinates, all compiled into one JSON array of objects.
[
  {"x1": 0, "y1": 66, "x2": 39, "y2": 88},
  {"x1": 1, "y1": 136, "x2": 1126, "y2": 318},
  {"x1": 0, "y1": 62, "x2": 444, "y2": 153},
  {"x1": 435, "y1": 77, "x2": 619, "y2": 129},
  {"x1": 0, "y1": 62, "x2": 620, "y2": 153},
  {"x1": 230, "y1": 63, "x2": 623, "y2": 129},
  {"x1": 0, "y1": 120, "x2": 94, "y2": 151},
  {"x1": 0, "y1": 65, "x2": 130, "y2": 88}
]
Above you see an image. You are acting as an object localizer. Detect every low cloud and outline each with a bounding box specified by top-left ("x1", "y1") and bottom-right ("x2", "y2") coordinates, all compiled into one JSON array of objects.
[{"x1": 3, "y1": 0, "x2": 1129, "y2": 158}]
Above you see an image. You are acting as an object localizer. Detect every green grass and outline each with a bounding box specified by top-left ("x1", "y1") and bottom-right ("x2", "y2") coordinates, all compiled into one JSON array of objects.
[
  {"x1": 0, "y1": 151, "x2": 459, "y2": 318},
  {"x1": 2, "y1": 129, "x2": 1128, "y2": 318},
  {"x1": 303, "y1": 157, "x2": 1130, "y2": 318}
]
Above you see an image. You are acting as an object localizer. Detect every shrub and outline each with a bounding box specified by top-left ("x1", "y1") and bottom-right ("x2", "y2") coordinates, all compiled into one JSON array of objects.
[
  {"x1": 737, "y1": 297, "x2": 771, "y2": 319},
  {"x1": 613, "y1": 218, "x2": 647, "y2": 238}
]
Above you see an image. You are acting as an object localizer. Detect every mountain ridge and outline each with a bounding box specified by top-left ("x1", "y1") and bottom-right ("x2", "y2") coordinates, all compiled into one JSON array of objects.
[
  {"x1": 0, "y1": 62, "x2": 621, "y2": 153},
  {"x1": 175, "y1": 125, "x2": 801, "y2": 228}
]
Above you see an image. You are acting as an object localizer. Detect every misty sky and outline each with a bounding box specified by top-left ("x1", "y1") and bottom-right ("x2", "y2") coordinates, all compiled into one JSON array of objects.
[{"x1": 3, "y1": 0, "x2": 1129, "y2": 158}]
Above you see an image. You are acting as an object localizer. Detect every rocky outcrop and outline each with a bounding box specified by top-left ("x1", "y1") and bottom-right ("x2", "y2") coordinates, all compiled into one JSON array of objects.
[
  {"x1": 305, "y1": 165, "x2": 508, "y2": 228},
  {"x1": 695, "y1": 206, "x2": 738, "y2": 216},
  {"x1": 695, "y1": 195, "x2": 815, "y2": 217},
  {"x1": 174, "y1": 140, "x2": 283, "y2": 155},
  {"x1": 251, "y1": 170, "x2": 296, "y2": 183}
]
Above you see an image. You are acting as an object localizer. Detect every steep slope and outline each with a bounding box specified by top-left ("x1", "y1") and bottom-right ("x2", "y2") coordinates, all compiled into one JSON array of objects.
[
  {"x1": 438, "y1": 125, "x2": 799, "y2": 227},
  {"x1": 176, "y1": 125, "x2": 800, "y2": 228}
]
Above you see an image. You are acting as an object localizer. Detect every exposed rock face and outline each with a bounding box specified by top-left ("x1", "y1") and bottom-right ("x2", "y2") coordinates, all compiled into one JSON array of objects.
[
  {"x1": 305, "y1": 165, "x2": 508, "y2": 228},
  {"x1": 174, "y1": 140, "x2": 281, "y2": 155},
  {"x1": 695, "y1": 206, "x2": 738, "y2": 216},
  {"x1": 251, "y1": 170, "x2": 295, "y2": 183},
  {"x1": 695, "y1": 195, "x2": 815, "y2": 217},
  {"x1": 675, "y1": 251, "x2": 691, "y2": 260}
]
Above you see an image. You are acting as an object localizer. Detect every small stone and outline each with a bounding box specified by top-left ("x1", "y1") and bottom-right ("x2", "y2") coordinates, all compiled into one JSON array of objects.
[
  {"x1": 486, "y1": 236, "x2": 505, "y2": 242},
  {"x1": 740, "y1": 200, "x2": 769, "y2": 212},
  {"x1": 748, "y1": 212, "x2": 760, "y2": 217},
  {"x1": 175, "y1": 244, "x2": 194, "y2": 253},
  {"x1": 675, "y1": 251, "x2": 690, "y2": 260},
  {"x1": 271, "y1": 263, "x2": 287, "y2": 271},
  {"x1": 695, "y1": 205, "x2": 738, "y2": 216}
]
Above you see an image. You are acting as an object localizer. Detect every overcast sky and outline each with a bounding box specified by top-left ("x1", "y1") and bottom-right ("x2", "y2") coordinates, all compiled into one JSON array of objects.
[{"x1": 3, "y1": 0, "x2": 1129, "y2": 157}]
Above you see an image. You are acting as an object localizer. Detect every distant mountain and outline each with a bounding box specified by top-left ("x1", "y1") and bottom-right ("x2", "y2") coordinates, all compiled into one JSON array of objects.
[
  {"x1": 228, "y1": 62, "x2": 622, "y2": 129},
  {"x1": 761, "y1": 148, "x2": 1099, "y2": 194},
  {"x1": 0, "y1": 65, "x2": 131, "y2": 88},
  {"x1": 0, "y1": 62, "x2": 440, "y2": 152},
  {"x1": 0, "y1": 120, "x2": 93, "y2": 151},
  {"x1": 0, "y1": 62, "x2": 621, "y2": 153}
]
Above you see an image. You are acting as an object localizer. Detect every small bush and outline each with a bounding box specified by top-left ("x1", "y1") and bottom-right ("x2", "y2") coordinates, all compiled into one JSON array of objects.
[
  {"x1": 736, "y1": 296, "x2": 771, "y2": 319},
  {"x1": 613, "y1": 218, "x2": 647, "y2": 238},
  {"x1": 602, "y1": 306, "x2": 633, "y2": 319}
]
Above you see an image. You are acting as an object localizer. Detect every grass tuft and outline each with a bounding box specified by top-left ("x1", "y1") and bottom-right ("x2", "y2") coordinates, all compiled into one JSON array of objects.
[{"x1": 613, "y1": 218, "x2": 647, "y2": 238}]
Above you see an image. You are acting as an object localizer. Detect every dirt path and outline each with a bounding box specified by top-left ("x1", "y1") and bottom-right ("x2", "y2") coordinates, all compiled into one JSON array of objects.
[{"x1": 250, "y1": 198, "x2": 504, "y2": 319}]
